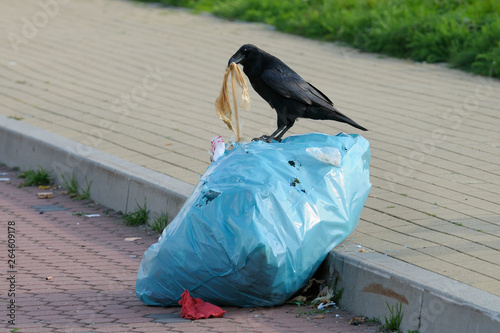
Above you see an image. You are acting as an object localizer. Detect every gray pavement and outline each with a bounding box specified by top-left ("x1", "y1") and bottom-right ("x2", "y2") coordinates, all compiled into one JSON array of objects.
[{"x1": 1, "y1": 0, "x2": 500, "y2": 332}]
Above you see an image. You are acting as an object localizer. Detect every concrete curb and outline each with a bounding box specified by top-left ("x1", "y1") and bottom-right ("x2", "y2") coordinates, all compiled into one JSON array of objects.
[
  {"x1": 320, "y1": 242, "x2": 500, "y2": 332},
  {"x1": 0, "y1": 115, "x2": 195, "y2": 221},
  {"x1": 2, "y1": 115, "x2": 499, "y2": 332}
]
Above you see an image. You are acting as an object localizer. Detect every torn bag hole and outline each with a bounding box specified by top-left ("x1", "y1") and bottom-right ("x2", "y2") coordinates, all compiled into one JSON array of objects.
[{"x1": 196, "y1": 189, "x2": 221, "y2": 207}]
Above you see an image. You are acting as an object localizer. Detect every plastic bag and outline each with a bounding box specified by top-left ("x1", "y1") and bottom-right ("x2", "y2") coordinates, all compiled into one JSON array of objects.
[{"x1": 136, "y1": 133, "x2": 371, "y2": 307}]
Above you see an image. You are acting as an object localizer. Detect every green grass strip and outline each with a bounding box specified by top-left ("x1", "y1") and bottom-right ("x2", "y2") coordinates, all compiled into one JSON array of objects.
[{"x1": 136, "y1": 0, "x2": 500, "y2": 78}]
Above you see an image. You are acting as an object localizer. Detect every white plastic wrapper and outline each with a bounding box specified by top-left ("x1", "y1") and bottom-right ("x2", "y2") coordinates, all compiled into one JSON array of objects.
[{"x1": 210, "y1": 136, "x2": 225, "y2": 162}]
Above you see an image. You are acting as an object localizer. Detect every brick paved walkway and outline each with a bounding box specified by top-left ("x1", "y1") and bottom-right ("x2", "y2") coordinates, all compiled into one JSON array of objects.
[
  {"x1": 1, "y1": 0, "x2": 499, "y2": 314},
  {"x1": 0, "y1": 167, "x2": 377, "y2": 332}
]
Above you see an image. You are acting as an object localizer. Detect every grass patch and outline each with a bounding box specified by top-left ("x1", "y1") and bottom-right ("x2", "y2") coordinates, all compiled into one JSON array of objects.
[
  {"x1": 18, "y1": 167, "x2": 52, "y2": 186},
  {"x1": 331, "y1": 276, "x2": 344, "y2": 305},
  {"x1": 123, "y1": 201, "x2": 150, "y2": 226},
  {"x1": 61, "y1": 173, "x2": 93, "y2": 200},
  {"x1": 384, "y1": 301, "x2": 403, "y2": 332},
  {"x1": 138, "y1": 0, "x2": 500, "y2": 78},
  {"x1": 151, "y1": 211, "x2": 169, "y2": 233},
  {"x1": 62, "y1": 173, "x2": 79, "y2": 197},
  {"x1": 79, "y1": 178, "x2": 93, "y2": 200}
]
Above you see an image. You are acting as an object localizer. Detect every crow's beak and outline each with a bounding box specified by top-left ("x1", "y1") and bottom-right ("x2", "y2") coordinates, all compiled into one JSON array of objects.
[{"x1": 228, "y1": 52, "x2": 245, "y2": 67}]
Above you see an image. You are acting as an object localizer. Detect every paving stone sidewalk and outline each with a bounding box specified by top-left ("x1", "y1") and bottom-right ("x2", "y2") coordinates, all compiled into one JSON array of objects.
[
  {"x1": 1, "y1": 0, "x2": 499, "y2": 308},
  {"x1": 0, "y1": 167, "x2": 379, "y2": 332}
]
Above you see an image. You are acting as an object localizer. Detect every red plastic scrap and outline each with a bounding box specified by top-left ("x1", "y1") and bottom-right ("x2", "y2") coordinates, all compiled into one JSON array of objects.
[{"x1": 179, "y1": 290, "x2": 227, "y2": 320}]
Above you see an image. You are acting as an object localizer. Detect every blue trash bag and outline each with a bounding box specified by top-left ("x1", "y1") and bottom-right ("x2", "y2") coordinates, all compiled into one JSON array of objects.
[{"x1": 136, "y1": 133, "x2": 371, "y2": 307}]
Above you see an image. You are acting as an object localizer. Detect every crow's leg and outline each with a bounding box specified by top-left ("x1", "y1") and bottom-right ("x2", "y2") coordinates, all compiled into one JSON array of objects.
[
  {"x1": 273, "y1": 122, "x2": 295, "y2": 142},
  {"x1": 253, "y1": 120, "x2": 295, "y2": 143},
  {"x1": 252, "y1": 126, "x2": 285, "y2": 142}
]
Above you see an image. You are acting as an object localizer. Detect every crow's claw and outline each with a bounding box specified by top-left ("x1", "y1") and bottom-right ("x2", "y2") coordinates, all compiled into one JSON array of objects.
[
  {"x1": 252, "y1": 135, "x2": 270, "y2": 142},
  {"x1": 252, "y1": 135, "x2": 281, "y2": 143}
]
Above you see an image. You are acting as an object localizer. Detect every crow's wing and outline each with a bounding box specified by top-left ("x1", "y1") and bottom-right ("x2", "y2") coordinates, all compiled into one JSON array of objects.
[{"x1": 261, "y1": 65, "x2": 334, "y2": 109}]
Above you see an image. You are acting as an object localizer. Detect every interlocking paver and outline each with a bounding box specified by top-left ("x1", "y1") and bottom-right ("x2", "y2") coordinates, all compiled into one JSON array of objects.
[
  {"x1": 0, "y1": 167, "x2": 375, "y2": 332},
  {"x1": 1, "y1": 0, "x2": 500, "y2": 330}
]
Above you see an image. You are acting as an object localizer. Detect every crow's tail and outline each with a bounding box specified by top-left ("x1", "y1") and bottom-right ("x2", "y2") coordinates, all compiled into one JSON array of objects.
[
  {"x1": 307, "y1": 106, "x2": 368, "y2": 131},
  {"x1": 336, "y1": 113, "x2": 368, "y2": 131}
]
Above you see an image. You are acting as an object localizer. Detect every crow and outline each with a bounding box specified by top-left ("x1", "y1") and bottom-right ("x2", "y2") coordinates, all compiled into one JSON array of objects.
[{"x1": 228, "y1": 44, "x2": 367, "y2": 142}]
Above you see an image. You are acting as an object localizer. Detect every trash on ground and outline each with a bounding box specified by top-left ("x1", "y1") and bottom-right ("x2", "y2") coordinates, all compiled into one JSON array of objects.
[
  {"x1": 289, "y1": 295, "x2": 307, "y2": 304},
  {"x1": 0, "y1": 178, "x2": 10, "y2": 182},
  {"x1": 349, "y1": 316, "x2": 368, "y2": 325},
  {"x1": 289, "y1": 278, "x2": 329, "y2": 306},
  {"x1": 179, "y1": 290, "x2": 226, "y2": 320},
  {"x1": 318, "y1": 301, "x2": 336, "y2": 310},
  {"x1": 312, "y1": 286, "x2": 335, "y2": 305},
  {"x1": 38, "y1": 185, "x2": 51, "y2": 189},
  {"x1": 46, "y1": 276, "x2": 52, "y2": 280},
  {"x1": 136, "y1": 133, "x2": 371, "y2": 307},
  {"x1": 84, "y1": 214, "x2": 100, "y2": 218},
  {"x1": 301, "y1": 278, "x2": 325, "y2": 295},
  {"x1": 37, "y1": 192, "x2": 53, "y2": 199},
  {"x1": 125, "y1": 237, "x2": 142, "y2": 242}
]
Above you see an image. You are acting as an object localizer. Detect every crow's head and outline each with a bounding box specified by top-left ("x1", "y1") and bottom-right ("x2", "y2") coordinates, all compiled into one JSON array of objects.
[{"x1": 228, "y1": 44, "x2": 260, "y2": 67}]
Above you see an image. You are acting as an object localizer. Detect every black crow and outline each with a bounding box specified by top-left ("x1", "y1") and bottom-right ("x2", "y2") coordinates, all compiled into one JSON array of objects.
[{"x1": 228, "y1": 44, "x2": 367, "y2": 142}]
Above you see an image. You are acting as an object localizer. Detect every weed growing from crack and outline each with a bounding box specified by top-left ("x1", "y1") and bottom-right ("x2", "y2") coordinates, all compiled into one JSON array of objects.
[
  {"x1": 18, "y1": 166, "x2": 52, "y2": 186},
  {"x1": 384, "y1": 302, "x2": 403, "y2": 332},
  {"x1": 151, "y1": 211, "x2": 169, "y2": 233},
  {"x1": 123, "y1": 201, "x2": 149, "y2": 226},
  {"x1": 61, "y1": 173, "x2": 93, "y2": 200}
]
